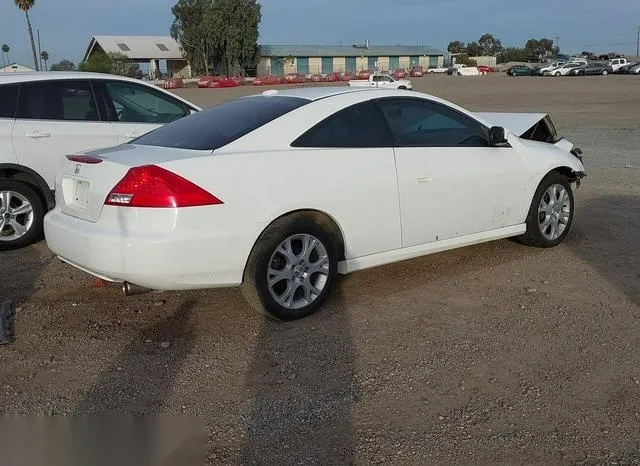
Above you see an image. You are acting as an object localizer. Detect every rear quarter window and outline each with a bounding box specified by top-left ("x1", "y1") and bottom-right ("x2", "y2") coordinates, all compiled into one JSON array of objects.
[
  {"x1": 0, "y1": 84, "x2": 19, "y2": 118},
  {"x1": 133, "y1": 95, "x2": 310, "y2": 151}
]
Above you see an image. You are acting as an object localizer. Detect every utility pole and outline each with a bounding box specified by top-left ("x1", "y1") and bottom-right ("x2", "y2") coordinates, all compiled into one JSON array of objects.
[
  {"x1": 636, "y1": 26, "x2": 639, "y2": 57},
  {"x1": 555, "y1": 36, "x2": 560, "y2": 52}
]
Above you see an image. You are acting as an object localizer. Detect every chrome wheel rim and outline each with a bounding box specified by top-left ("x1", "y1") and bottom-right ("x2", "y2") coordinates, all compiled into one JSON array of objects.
[
  {"x1": 538, "y1": 184, "x2": 571, "y2": 241},
  {"x1": 0, "y1": 190, "x2": 34, "y2": 241},
  {"x1": 267, "y1": 234, "x2": 330, "y2": 310}
]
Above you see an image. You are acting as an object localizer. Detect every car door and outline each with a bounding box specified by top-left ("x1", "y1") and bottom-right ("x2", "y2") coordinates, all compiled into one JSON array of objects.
[
  {"x1": 374, "y1": 97, "x2": 529, "y2": 249},
  {"x1": 93, "y1": 79, "x2": 193, "y2": 143},
  {"x1": 0, "y1": 83, "x2": 19, "y2": 165},
  {"x1": 11, "y1": 79, "x2": 118, "y2": 189},
  {"x1": 290, "y1": 100, "x2": 401, "y2": 258}
]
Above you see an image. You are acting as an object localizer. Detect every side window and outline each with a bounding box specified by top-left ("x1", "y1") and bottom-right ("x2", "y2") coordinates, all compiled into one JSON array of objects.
[
  {"x1": 0, "y1": 84, "x2": 19, "y2": 118},
  {"x1": 376, "y1": 98, "x2": 489, "y2": 147},
  {"x1": 103, "y1": 81, "x2": 188, "y2": 124},
  {"x1": 16, "y1": 80, "x2": 100, "y2": 121},
  {"x1": 291, "y1": 101, "x2": 392, "y2": 148}
]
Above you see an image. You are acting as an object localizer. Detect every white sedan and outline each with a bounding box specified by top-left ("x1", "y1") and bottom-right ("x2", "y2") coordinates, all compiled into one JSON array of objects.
[{"x1": 43, "y1": 87, "x2": 586, "y2": 321}]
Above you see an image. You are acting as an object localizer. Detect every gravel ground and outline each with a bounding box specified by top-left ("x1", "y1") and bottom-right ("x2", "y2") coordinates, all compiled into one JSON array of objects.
[{"x1": 1, "y1": 74, "x2": 640, "y2": 465}]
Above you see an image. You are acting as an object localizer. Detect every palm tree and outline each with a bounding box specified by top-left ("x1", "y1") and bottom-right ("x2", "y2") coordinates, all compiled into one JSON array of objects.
[
  {"x1": 1, "y1": 44, "x2": 9, "y2": 67},
  {"x1": 40, "y1": 50, "x2": 48, "y2": 71},
  {"x1": 14, "y1": 0, "x2": 39, "y2": 71}
]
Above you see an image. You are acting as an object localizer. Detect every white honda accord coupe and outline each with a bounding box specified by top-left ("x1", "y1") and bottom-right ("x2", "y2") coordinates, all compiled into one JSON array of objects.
[{"x1": 43, "y1": 86, "x2": 586, "y2": 321}]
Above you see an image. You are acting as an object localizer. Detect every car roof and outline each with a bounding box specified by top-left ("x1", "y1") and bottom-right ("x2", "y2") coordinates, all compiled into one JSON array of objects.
[
  {"x1": 0, "y1": 71, "x2": 152, "y2": 85},
  {"x1": 249, "y1": 86, "x2": 377, "y2": 101}
]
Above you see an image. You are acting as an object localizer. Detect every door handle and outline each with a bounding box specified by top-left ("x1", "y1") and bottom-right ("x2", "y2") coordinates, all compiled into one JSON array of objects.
[
  {"x1": 417, "y1": 177, "x2": 433, "y2": 183},
  {"x1": 25, "y1": 131, "x2": 51, "y2": 138}
]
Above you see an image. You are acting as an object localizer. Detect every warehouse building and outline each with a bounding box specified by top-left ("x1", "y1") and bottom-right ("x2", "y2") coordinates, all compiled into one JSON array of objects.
[
  {"x1": 257, "y1": 42, "x2": 445, "y2": 76},
  {"x1": 82, "y1": 36, "x2": 445, "y2": 78},
  {"x1": 83, "y1": 35, "x2": 192, "y2": 79}
]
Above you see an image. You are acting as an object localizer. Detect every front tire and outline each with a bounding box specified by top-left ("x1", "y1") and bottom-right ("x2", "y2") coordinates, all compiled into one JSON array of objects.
[
  {"x1": 241, "y1": 216, "x2": 338, "y2": 321},
  {"x1": 0, "y1": 180, "x2": 44, "y2": 251},
  {"x1": 517, "y1": 172, "x2": 575, "y2": 248}
]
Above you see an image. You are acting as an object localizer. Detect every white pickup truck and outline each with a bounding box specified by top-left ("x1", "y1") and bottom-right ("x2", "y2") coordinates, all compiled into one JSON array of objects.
[{"x1": 347, "y1": 73, "x2": 413, "y2": 90}]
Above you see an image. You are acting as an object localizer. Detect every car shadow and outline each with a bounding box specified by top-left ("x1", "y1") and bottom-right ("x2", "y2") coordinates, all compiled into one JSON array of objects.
[
  {"x1": 72, "y1": 299, "x2": 197, "y2": 414},
  {"x1": 239, "y1": 278, "x2": 358, "y2": 464},
  {"x1": 63, "y1": 300, "x2": 201, "y2": 465},
  {"x1": 567, "y1": 194, "x2": 640, "y2": 306}
]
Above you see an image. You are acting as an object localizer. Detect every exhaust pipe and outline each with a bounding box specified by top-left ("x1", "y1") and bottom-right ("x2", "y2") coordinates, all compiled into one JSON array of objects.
[{"x1": 122, "y1": 282, "x2": 152, "y2": 296}]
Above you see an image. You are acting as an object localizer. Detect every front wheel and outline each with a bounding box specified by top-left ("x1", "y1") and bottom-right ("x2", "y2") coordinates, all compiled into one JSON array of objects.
[
  {"x1": 602, "y1": 70, "x2": 608, "y2": 75},
  {"x1": 241, "y1": 216, "x2": 338, "y2": 321},
  {"x1": 516, "y1": 172, "x2": 575, "y2": 248},
  {"x1": 398, "y1": 85, "x2": 407, "y2": 90},
  {"x1": 0, "y1": 180, "x2": 44, "y2": 251}
]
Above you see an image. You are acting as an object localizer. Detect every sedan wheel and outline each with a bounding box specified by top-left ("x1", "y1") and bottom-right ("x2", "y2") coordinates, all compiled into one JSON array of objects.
[
  {"x1": 517, "y1": 172, "x2": 575, "y2": 248},
  {"x1": 241, "y1": 215, "x2": 337, "y2": 320},
  {"x1": 0, "y1": 181, "x2": 44, "y2": 251},
  {"x1": 602, "y1": 70, "x2": 608, "y2": 75}
]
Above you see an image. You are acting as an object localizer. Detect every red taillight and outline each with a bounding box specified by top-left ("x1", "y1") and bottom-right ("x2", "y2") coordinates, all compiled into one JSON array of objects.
[
  {"x1": 67, "y1": 154, "x2": 102, "y2": 164},
  {"x1": 104, "y1": 165, "x2": 223, "y2": 208}
]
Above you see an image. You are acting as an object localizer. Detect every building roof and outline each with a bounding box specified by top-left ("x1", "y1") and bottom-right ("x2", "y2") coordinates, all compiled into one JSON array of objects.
[
  {"x1": 0, "y1": 63, "x2": 35, "y2": 72},
  {"x1": 83, "y1": 35, "x2": 186, "y2": 61},
  {"x1": 259, "y1": 44, "x2": 445, "y2": 58}
]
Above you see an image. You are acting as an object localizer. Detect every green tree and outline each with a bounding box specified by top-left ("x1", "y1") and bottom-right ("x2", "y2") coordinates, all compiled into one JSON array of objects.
[
  {"x1": 40, "y1": 50, "x2": 48, "y2": 71},
  {"x1": 170, "y1": 0, "x2": 262, "y2": 76},
  {"x1": 478, "y1": 33, "x2": 503, "y2": 56},
  {"x1": 466, "y1": 41, "x2": 483, "y2": 57},
  {"x1": 79, "y1": 52, "x2": 141, "y2": 78},
  {"x1": 170, "y1": 0, "x2": 215, "y2": 75},
  {"x1": 15, "y1": 0, "x2": 39, "y2": 71},
  {"x1": 50, "y1": 59, "x2": 75, "y2": 71},
  {"x1": 1, "y1": 44, "x2": 9, "y2": 66},
  {"x1": 210, "y1": 0, "x2": 262, "y2": 75},
  {"x1": 447, "y1": 41, "x2": 466, "y2": 54}
]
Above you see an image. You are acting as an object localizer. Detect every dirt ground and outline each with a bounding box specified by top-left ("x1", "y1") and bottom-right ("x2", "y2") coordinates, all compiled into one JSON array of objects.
[{"x1": 1, "y1": 74, "x2": 640, "y2": 465}]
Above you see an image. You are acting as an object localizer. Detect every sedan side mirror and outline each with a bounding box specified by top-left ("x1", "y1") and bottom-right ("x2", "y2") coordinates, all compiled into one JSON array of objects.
[{"x1": 489, "y1": 126, "x2": 510, "y2": 146}]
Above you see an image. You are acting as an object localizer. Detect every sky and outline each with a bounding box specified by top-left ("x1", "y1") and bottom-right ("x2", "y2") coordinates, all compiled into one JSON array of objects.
[{"x1": 1, "y1": 0, "x2": 639, "y2": 68}]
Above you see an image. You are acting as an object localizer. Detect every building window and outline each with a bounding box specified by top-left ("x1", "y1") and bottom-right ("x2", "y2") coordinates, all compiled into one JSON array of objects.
[
  {"x1": 156, "y1": 43, "x2": 169, "y2": 52},
  {"x1": 117, "y1": 43, "x2": 131, "y2": 52}
]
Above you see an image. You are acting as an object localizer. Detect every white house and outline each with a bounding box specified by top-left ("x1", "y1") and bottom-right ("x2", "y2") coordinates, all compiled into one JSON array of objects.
[{"x1": 0, "y1": 63, "x2": 35, "y2": 73}]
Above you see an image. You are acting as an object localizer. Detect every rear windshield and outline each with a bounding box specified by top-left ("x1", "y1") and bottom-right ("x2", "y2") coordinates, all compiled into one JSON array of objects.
[{"x1": 133, "y1": 95, "x2": 310, "y2": 151}]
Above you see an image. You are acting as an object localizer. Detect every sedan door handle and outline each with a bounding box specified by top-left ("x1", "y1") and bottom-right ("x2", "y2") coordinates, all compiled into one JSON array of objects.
[
  {"x1": 416, "y1": 177, "x2": 433, "y2": 183},
  {"x1": 125, "y1": 131, "x2": 141, "y2": 138},
  {"x1": 25, "y1": 131, "x2": 51, "y2": 139}
]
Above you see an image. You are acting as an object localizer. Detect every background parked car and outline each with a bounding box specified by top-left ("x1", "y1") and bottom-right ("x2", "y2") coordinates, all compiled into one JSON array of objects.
[
  {"x1": 568, "y1": 62, "x2": 614, "y2": 76},
  {"x1": 615, "y1": 61, "x2": 640, "y2": 73},
  {"x1": 0, "y1": 71, "x2": 199, "y2": 250},
  {"x1": 534, "y1": 61, "x2": 566, "y2": 75},
  {"x1": 544, "y1": 62, "x2": 584, "y2": 76},
  {"x1": 506, "y1": 65, "x2": 534, "y2": 76}
]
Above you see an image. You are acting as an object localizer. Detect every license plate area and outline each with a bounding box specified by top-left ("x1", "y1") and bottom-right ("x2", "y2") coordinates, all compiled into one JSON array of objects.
[{"x1": 62, "y1": 176, "x2": 90, "y2": 209}]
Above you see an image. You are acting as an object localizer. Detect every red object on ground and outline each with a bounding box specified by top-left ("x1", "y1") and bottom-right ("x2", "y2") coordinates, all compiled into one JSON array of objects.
[
  {"x1": 91, "y1": 278, "x2": 107, "y2": 288},
  {"x1": 163, "y1": 78, "x2": 184, "y2": 89},
  {"x1": 392, "y1": 68, "x2": 407, "y2": 79},
  {"x1": 410, "y1": 66, "x2": 424, "y2": 77}
]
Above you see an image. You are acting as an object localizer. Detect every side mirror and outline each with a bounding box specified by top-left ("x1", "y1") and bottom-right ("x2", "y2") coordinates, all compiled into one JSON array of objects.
[{"x1": 489, "y1": 126, "x2": 510, "y2": 146}]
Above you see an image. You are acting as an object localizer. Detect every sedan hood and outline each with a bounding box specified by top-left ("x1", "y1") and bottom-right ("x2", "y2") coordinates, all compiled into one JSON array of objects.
[{"x1": 475, "y1": 112, "x2": 551, "y2": 137}]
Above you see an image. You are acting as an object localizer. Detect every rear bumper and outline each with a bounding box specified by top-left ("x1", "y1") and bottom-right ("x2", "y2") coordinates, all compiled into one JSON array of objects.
[{"x1": 43, "y1": 206, "x2": 264, "y2": 290}]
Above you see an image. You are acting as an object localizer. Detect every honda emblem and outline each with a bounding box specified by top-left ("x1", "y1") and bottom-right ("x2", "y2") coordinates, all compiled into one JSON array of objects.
[{"x1": 74, "y1": 164, "x2": 80, "y2": 175}]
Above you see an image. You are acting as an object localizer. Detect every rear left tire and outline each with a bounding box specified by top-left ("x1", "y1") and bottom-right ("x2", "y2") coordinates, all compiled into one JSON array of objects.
[
  {"x1": 241, "y1": 216, "x2": 338, "y2": 321},
  {"x1": 0, "y1": 180, "x2": 44, "y2": 251}
]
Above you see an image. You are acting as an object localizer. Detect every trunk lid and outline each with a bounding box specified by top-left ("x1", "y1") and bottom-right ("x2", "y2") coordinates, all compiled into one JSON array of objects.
[{"x1": 56, "y1": 143, "x2": 211, "y2": 223}]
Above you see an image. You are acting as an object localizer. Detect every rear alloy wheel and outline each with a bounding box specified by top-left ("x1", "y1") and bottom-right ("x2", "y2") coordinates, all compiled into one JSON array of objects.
[
  {"x1": 241, "y1": 216, "x2": 337, "y2": 321},
  {"x1": 602, "y1": 70, "x2": 608, "y2": 75},
  {"x1": 517, "y1": 172, "x2": 574, "y2": 248},
  {"x1": 555, "y1": 72, "x2": 562, "y2": 77},
  {"x1": 0, "y1": 180, "x2": 44, "y2": 251}
]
